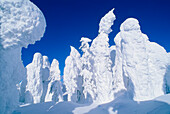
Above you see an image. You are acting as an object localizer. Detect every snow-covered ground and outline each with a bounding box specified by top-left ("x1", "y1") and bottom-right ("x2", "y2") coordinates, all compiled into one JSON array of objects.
[
  {"x1": 1, "y1": 0, "x2": 170, "y2": 114},
  {"x1": 13, "y1": 94, "x2": 170, "y2": 114}
]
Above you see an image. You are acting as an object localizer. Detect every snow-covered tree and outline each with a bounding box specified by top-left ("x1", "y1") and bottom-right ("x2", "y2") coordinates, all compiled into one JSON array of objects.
[
  {"x1": 26, "y1": 53, "x2": 44, "y2": 104},
  {"x1": 90, "y1": 33, "x2": 114, "y2": 103},
  {"x1": 114, "y1": 18, "x2": 169, "y2": 101},
  {"x1": 63, "y1": 46, "x2": 84, "y2": 103},
  {"x1": 79, "y1": 37, "x2": 95, "y2": 103},
  {"x1": 0, "y1": 0, "x2": 46, "y2": 113},
  {"x1": 88, "y1": 8, "x2": 116, "y2": 103},
  {"x1": 45, "y1": 59, "x2": 63, "y2": 102},
  {"x1": 41, "y1": 56, "x2": 50, "y2": 102}
]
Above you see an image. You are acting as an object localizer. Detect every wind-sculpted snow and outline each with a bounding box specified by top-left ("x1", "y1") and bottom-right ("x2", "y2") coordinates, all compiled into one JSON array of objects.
[
  {"x1": 45, "y1": 59, "x2": 63, "y2": 102},
  {"x1": 99, "y1": 8, "x2": 115, "y2": 34},
  {"x1": 26, "y1": 53, "x2": 44, "y2": 104},
  {"x1": 114, "y1": 18, "x2": 169, "y2": 101},
  {"x1": 86, "y1": 9, "x2": 116, "y2": 103},
  {"x1": 14, "y1": 94, "x2": 170, "y2": 114},
  {"x1": 0, "y1": 0, "x2": 46, "y2": 113},
  {"x1": 90, "y1": 33, "x2": 114, "y2": 103},
  {"x1": 0, "y1": 0, "x2": 46, "y2": 49},
  {"x1": 41, "y1": 56, "x2": 50, "y2": 102},
  {"x1": 79, "y1": 37, "x2": 92, "y2": 52},
  {"x1": 1, "y1": 3, "x2": 170, "y2": 113},
  {"x1": 26, "y1": 53, "x2": 63, "y2": 104},
  {"x1": 64, "y1": 46, "x2": 84, "y2": 103}
]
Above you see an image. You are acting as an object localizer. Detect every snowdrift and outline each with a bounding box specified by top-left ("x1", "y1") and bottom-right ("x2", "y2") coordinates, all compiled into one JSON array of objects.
[{"x1": 13, "y1": 94, "x2": 170, "y2": 114}]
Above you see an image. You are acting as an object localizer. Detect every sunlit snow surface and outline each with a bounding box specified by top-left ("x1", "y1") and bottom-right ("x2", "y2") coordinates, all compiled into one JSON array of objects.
[
  {"x1": 1, "y1": 0, "x2": 170, "y2": 113},
  {"x1": 13, "y1": 94, "x2": 170, "y2": 114}
]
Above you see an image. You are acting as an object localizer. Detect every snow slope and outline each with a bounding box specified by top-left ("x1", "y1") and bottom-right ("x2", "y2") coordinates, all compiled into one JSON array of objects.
[{"x1": 13, "y1": 94, "x2": 170, "y2": 114}]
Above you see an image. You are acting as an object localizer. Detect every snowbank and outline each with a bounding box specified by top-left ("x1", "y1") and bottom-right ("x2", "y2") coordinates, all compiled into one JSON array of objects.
[{"x1": 13, "y1": 94, "x2": 170, "y2": 114}]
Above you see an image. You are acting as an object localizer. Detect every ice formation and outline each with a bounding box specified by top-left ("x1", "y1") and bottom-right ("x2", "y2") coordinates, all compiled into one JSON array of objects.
[
  {"x1": 45, "y1": 59, "x2": 63, "y2": 102},
  {"x1": 1, "y1": 1, "x2": 170, "y2": 112},
  {"x1": 113, "y1": 18, "x2": 169, "y2": 101},
  {"x1": 89, "y1": 33, "x2": 114, "y2": 103},
  {"x1": 79, "y1": 38, "x2": 94, "y2": 103},
  {"x1": 64, "y1": 46, "x2": 84, "y2": 103},
  {"x1": 79, "y1": 37, "x2": 92, "y2": 52},
  {"x1": 0, "y1": 0, "x2": 46, "y2": 113},
  {"x1": 63, "y1": 9, "x2": 170, "y2": 103},
  {"x1": 83, "y1": 9, "x2": 116, "y2": 103},
  {"x1": 99, "y1": 8, "x2": 115, "y2": 34},
  {"x1": 26, "y1": 53, "x2": 44, "y2": 103},
  {"x1": 41, "y1": 56, "x2": 50, "y2": 102}
]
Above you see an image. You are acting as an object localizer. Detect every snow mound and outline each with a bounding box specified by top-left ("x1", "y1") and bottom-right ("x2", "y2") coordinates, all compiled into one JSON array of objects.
[{"x1": 13, "y1": 94, "x2": 170, "y2": 114}]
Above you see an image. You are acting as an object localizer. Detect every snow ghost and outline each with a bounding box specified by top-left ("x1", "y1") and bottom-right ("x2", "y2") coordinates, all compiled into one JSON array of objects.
[
  {"x1": 26, "y1": 53, "x2": 44, "y2": 104},
  {"x1": 114, "y1": 18, "x2": 169, "y2": 101},
  {"x1": 0, "y1": 0, "x2": 46, "y2": 113}
]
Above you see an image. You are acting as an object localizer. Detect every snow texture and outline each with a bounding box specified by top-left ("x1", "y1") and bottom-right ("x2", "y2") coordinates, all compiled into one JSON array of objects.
[
  {"x1": 26, "y1": 53, "x2": 44, "y2": 104},
  {"x1": 64, "y1": 46, "x2": 84, "y2": 103},
  {"x1": 84, "y1": 8, "x2": 116, "y2": 103},
  {"x1": 45, "y1": 59, "x2": 63, "y2": 102},
  {"x1": 79, "y1": 37, "x2": 92, "y2": 52},
  {"x1": 1, "y1": 4, "x2": 170, "y2": 113},
  {"x1": 114, "y1": 18, "x2": 169, "y2": 101},
  {"x1": 14, "y1": 93, "x2": 170, "y2": 114},
  {"x1": 99, "y1": 8, "x2": 115, "y2": 34},
  {"x1": 90, "y1": 33, "x2": 114, "y2": 103},
  {"x1": 0, "y1": 0, "x2": 46, "y2": 113},
  {"x1": 0, "y1": 0, "x2": 46, "y2": 49}
]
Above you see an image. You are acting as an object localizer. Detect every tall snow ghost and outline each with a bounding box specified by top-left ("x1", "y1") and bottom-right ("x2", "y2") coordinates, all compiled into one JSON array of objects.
[
  {"x1": 45, "y1": 59, "x2": 63, "y2": 102},
  {"x1": 114, "y1": 18, "x2": 169, "y2": 101},
  {"x1": 79, "y1": 37, "x2": 94, "y2": 103},
  {"x1": 64, "y1": 46, "x2": 84, "y2": 103},
  {"x1": 41, "y1": 56, "x2": 50, "y2": 102},
  {"x1": 26, "y1": 53, "x2": 44, "y2": 104},
  {"x1": 0, "y1": 0, "x2": 46, "y2": 113},
  {"x1": 88, "y1": 8, "x2": 116, "y2": 103}
]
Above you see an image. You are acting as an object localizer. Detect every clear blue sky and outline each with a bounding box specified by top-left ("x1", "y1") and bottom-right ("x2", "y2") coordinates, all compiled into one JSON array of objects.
[{"x1": 22, "y1": 0, "x2": 170, "y2": 75}]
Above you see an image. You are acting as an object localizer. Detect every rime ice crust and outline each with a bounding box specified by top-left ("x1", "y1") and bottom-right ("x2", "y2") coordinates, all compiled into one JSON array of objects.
[
  {"x1": 45, "y1": 59, "x2": 63, "y2": 102},
  {"x1": 0, "y1": 0, "x2": 46, "y2": 49},
  {"x1": 99, "y1": 8, "x2": 115, "y2": 34},
  {"x1": 0, "y1": 0, "x2": 46, "y2": 113},
  {"x1": 114, "y1": 18, "x2": 169, "y2": 101},
  {"x1": 26, "y1": 53, "x2": 44, "y2": 104},
  {"x1": 63, "y1": 46, "x2": 84, "y2": 102}
]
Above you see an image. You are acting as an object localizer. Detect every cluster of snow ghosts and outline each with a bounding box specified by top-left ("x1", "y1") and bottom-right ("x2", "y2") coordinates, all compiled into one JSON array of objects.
[
  {"x1": 114, "y1": 18, "x2": 169, "y2": 101},
  {"x1": 1, "y1": 0, "x2": 170, "y2": 112},
  {"x1": 63, "y1": 9, "x2": 170, "y2": 103},
  {"x1": 64, "y1": 9, "x2": 116, "y2": 104},
  {"x1": 0, "y1": 0, "x2": 46, "y2": 114},
  {"x1": 25, "y1": 53, "x2": 63, "y2": 104}
]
